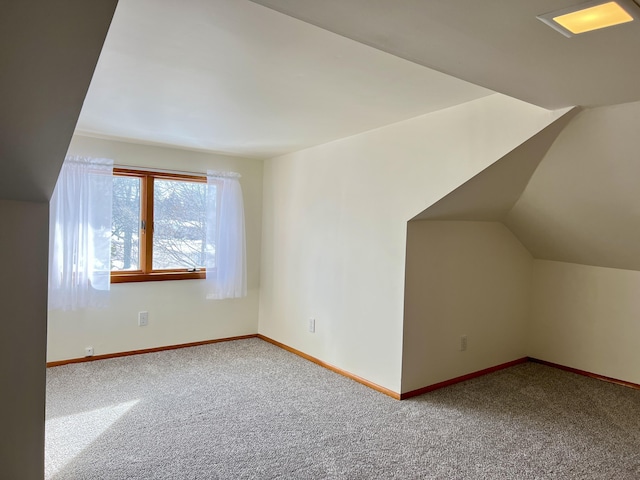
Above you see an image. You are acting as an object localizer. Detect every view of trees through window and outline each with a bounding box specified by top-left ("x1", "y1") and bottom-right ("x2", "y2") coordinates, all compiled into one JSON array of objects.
[
  {"x1": 153, "y1": 179, "x2": 207, "y2": 270},
  {"x1": 111, "y1": 176, "x2": 141, "y2": 271},
  {"x1": 111, "y1": 174, "x2": 208, "y2": 272}
]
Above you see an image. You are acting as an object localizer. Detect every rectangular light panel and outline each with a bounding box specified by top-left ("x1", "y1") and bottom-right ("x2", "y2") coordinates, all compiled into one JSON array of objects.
[
  {"x1": 555, "y1": 2, "x2": 633, "y2": 33},
  {"x1": 538, "y1": 0, "x2": 638, "y2": 37}
]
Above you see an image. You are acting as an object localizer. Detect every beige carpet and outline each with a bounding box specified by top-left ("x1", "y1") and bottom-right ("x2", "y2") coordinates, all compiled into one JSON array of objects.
[{"x1": 46, "y1": 338, "x2": 640, "y2": 479}]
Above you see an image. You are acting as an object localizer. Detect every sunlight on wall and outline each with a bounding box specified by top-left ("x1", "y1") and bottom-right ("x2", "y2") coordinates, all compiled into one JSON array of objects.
[{"x1": 45, "y1": 400, "x2": 139, "y2": 479}]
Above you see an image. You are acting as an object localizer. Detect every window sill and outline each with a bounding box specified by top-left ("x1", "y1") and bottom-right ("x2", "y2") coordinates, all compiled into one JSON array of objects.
[{"x1": 111, "y1": 271, "x2": 206, "y2": 283}]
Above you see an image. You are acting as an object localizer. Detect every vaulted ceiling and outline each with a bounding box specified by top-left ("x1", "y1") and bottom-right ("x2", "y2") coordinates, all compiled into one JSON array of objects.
[
  {"x1": 250, "y1": 0, "x2": 640, "y2": 272},
  {"x1": 84, "y1": 0, "x2": 640, "y2": 159},
  {"x1": 5, "y1": 0, "x2": 640, "y2": 272},
  {"x1": 76, "y1": 0, "x2": 491, "y2": 158},
  {"x1": 251, "y1": 0, "x2": 640, "y2": 109},
  {"x1": 413, "y1": 108, "x2": 580, "y2": 222},
  {"x1": 505, "y1": 100, "x2": 640, "y2": 270},
  {"x1": 413, "y1": 100, "x2": 640, "y2": 272}
]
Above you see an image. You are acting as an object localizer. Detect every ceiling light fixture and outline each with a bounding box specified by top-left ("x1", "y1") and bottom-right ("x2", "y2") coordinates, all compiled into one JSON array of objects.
[{"x1": 537, "y1": 0, "x2": 639, "y2": 37}]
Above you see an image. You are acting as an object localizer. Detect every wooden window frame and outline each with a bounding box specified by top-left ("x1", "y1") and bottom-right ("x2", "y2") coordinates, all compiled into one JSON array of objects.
[{"x1": 111, "y1": 168, "x2": 207, "y2": 283}]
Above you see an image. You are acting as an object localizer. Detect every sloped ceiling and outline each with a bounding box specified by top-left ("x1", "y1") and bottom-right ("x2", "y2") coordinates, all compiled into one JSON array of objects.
[
  {"x1": 505, "y1": 101, "x2": 640, "y2": 271},
  {"x1": 0, "y1": 0, "x2": 117, "y2": 202},
  {"x1": 252, "y1": 0, "x2": 640, "y2": 271},
  {"x1": 250, "y1": 0, "x2": 640, "y2": 109},
  {"x1": 413, "y1": 102, "x2": 640, "y2": 272},
  {"x1": 413, "y1": 108, "x2": 579, "y2": 222},
  {"x1": 76, "y1": 0, "x2": 491, "y2": 158}
]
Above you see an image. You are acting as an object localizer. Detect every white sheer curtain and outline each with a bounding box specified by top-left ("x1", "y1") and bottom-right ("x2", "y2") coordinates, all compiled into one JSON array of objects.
[
  {"x1": 205, "y1": 171, "x2": 247, "y2": 299},
  {"x1": 49, "y1": 156, "x2": 114, "y2": 310}
]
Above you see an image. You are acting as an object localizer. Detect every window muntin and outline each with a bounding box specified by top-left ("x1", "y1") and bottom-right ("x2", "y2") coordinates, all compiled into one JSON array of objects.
[{"x1": 110, "y1": 169, "x2": 207, "y2": 283}]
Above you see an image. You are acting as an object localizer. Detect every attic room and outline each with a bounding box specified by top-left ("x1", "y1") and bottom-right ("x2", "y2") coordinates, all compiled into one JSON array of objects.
[{"x1": 2, "y1": 0, "x2": 640, "y2": 478}]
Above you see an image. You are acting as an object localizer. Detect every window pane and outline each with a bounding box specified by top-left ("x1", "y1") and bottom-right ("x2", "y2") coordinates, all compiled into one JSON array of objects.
[
  {"x1": 111, "y1": 176, "x2": 141, "y2": 271},
  {"x1": 153, "y1": 179, "x2": 207, "y2": 270}
]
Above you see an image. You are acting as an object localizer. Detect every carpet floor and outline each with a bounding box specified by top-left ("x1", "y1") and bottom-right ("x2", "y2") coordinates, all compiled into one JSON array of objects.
[{"x1": 46, "y1": 338, "x2": 640, "y2": 479}]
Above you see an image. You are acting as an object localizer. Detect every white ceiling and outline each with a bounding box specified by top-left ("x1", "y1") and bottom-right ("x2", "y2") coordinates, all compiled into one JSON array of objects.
[
  {"x1": 76, "y1": 0, "x2": 492, "y2": 158},
  {"x1": 251, "y1": 0, "x2": 640, "y2": 110}
]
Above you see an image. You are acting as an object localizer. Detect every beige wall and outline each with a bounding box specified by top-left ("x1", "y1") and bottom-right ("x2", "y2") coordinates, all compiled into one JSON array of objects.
[
  {"x1": 402, "y1": 221, "x2": 532, "y2": 392},
  {"x1": 0, "y1": 200, "x2": 49, "y2": 479},
  {"x1": 259, "y1": 94, "x2": 559, "y2": 393},
  {"x1": 47, "y1": 136, "x2": 263, "y2": 362},
  {"x1": 506, "y1": 101, "x2": 640, "y2": 271},
  {"x1": 529, "y1": 260, "x2": 640, "y2": 384}
]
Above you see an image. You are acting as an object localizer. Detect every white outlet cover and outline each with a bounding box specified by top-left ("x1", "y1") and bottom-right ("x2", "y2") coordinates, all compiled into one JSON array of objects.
[{"x1": 138, "y1": 311, "x2": 149, "y2": 326}]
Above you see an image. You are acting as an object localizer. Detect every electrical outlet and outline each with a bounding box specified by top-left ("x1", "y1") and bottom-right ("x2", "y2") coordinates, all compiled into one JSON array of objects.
[
  {"x1": 85, "y1": 346, "x2": 94, "y2": 357},
  {"x1": 308, "y1": 318, "x2": 316, "y2": 333},
  {"x1": 460, "y1": 335, "x2": 468, "y2": 352},
  {"x1": 138, "y1": 311, "x2": 149, "y2": 327}
]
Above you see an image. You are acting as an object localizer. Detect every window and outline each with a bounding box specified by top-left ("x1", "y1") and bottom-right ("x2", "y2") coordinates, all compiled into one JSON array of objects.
[{"x1": 110, "y1": 169, "x2": 209, "y2": 283}]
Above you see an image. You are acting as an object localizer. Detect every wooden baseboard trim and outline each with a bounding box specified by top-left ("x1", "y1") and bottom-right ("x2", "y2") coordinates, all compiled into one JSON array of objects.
[
  {"x1": 400, "y1": 357, "x2": 529, "y2": 400},
  {"x1": 46, "y1": 334, "x2": 259, "y2": 367},
  {"x1": 527, "y1": 357, "x2": 640, "y2": 391},
  {"x1": 256, "y1": 334, "x2": 401, "y2": 400},
  {"x1": 50, "y1": 337, "x2": 637, "y2": 400}
]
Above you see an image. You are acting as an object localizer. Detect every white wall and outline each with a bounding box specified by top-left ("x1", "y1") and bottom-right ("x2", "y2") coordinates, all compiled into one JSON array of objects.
[
  {"x1": 47, "y1": 136, "x2": 263, "y2": 362},
  {"x1": 402, "y1": 221, "x2": 532, "y2": 393},
  {"x1": 259, "y1": 94, "x2": 559, "y2": 393},
  {"x1": 506, "y1": 101, "x2": 640, "y2": 271},
  {"x1": 529, "y1": 260, "x2": 640, "y2": 385},
  {"x1": 0, "y1": 200, "x2": 49, "y2": 479}
]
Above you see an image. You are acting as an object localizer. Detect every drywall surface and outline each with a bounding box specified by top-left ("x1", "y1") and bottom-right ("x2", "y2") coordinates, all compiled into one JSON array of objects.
[
  {"x1": 402, "y1": 221, "x2": 532, "y2": 393},
  {"x1": 529, "y1": 260, "x2": 640, "y2": 385},
  {"x1": 506, "y1": 101, "x2": 640, "y2": 271},
  {"x1": 0, "y1": 0, "x2": 116, "y2": 202},
  {"x1": 0, "y1": 200, "x2": 49, "y2": 479},
  {"x1": 47, "y1": 136, "x2": 263, "y2": 362},
  {"x1": 412, "y1": 108, "x2": 577, "y2": 222},
  {"x1": 250, "y1": 0, "x2": 640, "y2": 109},
  {"x1": 47, "y1": 280, "x2": 259, "y2": 361},
  {"x1": 259, "y1": 94, "x2": 558, "y2": 393}
]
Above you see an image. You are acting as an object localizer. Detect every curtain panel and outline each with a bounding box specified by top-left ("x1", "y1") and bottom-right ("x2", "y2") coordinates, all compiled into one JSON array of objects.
[
  {"x1": 49, "y1": 156, "x2": 114, "y2": 310},
  {"x1": 205, "y1": 171, "x2": 247, "y2": 299}
]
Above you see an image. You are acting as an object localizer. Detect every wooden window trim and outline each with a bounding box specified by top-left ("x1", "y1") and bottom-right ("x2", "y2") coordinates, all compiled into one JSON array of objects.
[
  {"x1": 111, "y1": 271, "x2": 205, "y2": 283},
  {"x1": 111, "y1": 168, "x2": 208, "y2": 283},
  {"x1": 114, "y1": 168, "x2": 207, "y2": 183}
]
